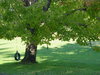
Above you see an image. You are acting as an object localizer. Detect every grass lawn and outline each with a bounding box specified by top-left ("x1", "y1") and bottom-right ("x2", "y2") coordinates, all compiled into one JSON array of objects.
[{"x1": 0, "y1": 38, "x2": 100, "y2": 75}]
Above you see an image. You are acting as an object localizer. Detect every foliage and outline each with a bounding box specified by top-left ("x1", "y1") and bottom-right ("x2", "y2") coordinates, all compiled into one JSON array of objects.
[{"x1": 0, "y1": 0, "x2": 100, "y2": 45}]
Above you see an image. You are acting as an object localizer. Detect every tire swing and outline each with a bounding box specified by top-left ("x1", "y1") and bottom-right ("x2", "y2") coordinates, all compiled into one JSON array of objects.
[
  {"x1": 14, "y1": 51, "x2": 21, "y2": 61},
  {"x1": 14, "y1": 38, "x2": 21, "y2": 61}
]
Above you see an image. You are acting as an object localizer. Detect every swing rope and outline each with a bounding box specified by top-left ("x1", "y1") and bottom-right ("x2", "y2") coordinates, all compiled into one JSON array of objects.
[{"x1": 14, "y1": 38, "x2": 21, "y2": 61}]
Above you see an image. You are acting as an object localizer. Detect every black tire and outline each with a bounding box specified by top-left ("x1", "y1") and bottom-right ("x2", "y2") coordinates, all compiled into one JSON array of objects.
[{"x1": 14, "y1": 53, "x2": 20, "y2": 61}]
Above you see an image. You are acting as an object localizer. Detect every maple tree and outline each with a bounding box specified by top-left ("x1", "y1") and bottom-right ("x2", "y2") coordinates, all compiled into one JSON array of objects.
[{"x1": 0, "y1": 0, "x2": 100, "y2": 63}]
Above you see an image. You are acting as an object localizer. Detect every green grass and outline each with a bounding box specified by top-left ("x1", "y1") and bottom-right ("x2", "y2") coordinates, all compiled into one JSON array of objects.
[
  {"x1": 92, "y1": 46, "x2": 100, "y2": 52},
  {"x1": 0, "y1": 38, "x2": 100, "y2": 75}
]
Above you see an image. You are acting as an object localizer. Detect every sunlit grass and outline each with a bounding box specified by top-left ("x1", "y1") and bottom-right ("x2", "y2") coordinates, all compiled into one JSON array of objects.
[
  {"x1": 0, "y1": 38, "x2": 100, "y2": 75},
  {"x1": 0, "y1": 38, "x2": 25, "y2": 64}
]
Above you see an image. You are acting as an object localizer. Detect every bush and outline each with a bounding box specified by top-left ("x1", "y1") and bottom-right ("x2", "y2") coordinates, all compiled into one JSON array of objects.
[{"x1": 92, "y1": 46, "x2": 100, "y2": 52}]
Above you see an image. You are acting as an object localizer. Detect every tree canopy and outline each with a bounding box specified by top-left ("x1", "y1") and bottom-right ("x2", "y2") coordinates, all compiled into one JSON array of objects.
[{"x1": 0, "y1": 0, "x2": 100, "y2": 45}]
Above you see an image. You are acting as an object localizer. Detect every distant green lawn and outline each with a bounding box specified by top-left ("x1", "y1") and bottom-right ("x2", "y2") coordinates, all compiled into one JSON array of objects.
[{"x1": 0, "y1": 38, "x2": 100, "y2": 75}]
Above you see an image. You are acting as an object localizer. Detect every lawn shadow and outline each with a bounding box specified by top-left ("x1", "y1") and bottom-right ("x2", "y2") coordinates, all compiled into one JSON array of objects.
[
  {"x1": 0, "y1": 43, "x2": 10, "y2": 51},
  {"x1": 0, "y1": 43, "x2": 100, "y2": 75},
  {"x1": 37, "y1": 43, "x2": 100, "y2": 64},
  {"x1": 0, "y1": 43, "x2": 7, "y2": 45},
  {"x1": 0, "y1": 48, "x2": 10, "y2": 51}
]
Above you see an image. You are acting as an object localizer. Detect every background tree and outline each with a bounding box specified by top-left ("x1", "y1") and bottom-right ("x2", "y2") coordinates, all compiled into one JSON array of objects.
[{"x1": 0, "y1": 0, "x2": 100, "y2": 63}]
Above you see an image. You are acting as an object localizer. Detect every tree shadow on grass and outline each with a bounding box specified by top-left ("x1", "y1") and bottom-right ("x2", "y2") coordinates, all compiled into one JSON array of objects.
[
  {"x1": 0, "y1": 43, "x2": 10, "y2": 51},
  {"x1": 38, "y1": 44, "x2": 100, "y2": 64},
  {"x1": 0, "y1": 61, "x2": 100, "y2": 75},
  {"x1": 0, "y1": 48, "x2": 10, "y2": 51},
  {"x1": 0, "y1": 43, "x2": 100, "y2": 75},
  {"x1": 0, "y1": 43, "x2": 7, "y2": 45}
]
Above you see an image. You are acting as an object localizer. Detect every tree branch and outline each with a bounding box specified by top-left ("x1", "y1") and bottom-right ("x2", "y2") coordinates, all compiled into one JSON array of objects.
[
  {"x1": 26, "y1": 24, "x2": 35, "y2": 35},
  {"x1": 78, "y1": 23, "x2": 87, "y2": 28},
  {"x1": 65, "y1": 8, "x2": 87, "y2": 16},
  {"x1": 23, "y1": 0, "x2": 38, "y2": 6},
  {"x1": 43, "y1": 0, "x2": 51, "y2": 11},
  {"x1": 96, "y1": 17, "x2": 100, "y2": 20}
]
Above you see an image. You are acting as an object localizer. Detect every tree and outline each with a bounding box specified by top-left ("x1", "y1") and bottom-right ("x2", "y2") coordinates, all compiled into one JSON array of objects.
[{"x1": 0, "y1": 0, "x2": 100, "y2": 63}]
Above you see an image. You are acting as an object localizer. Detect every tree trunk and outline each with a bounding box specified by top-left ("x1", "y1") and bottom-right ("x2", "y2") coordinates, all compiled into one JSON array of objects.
[{"x1": 21, "y1": 43, "x2": 37, "y2": 64}]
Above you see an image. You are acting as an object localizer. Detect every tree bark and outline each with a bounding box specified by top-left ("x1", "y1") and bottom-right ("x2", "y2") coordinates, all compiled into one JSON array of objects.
[{"x1": 21, "y1": 43, "x2": 37, "y2": 64}]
